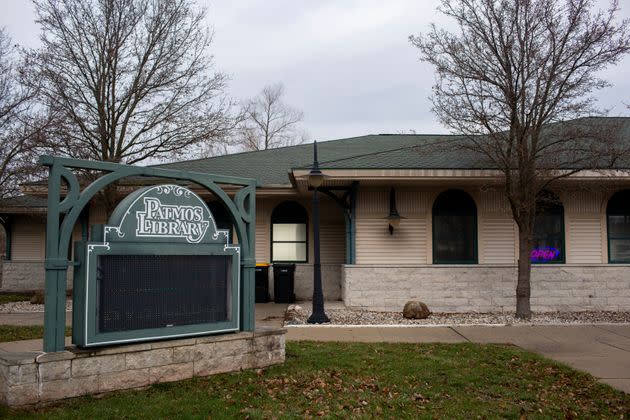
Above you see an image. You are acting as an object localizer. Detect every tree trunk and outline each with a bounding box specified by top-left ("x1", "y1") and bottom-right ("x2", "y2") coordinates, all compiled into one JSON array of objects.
[
  {"x1": 100, "y1": 182, "x2": 119, "y2": 217},
  {"x1": 516, "y1": 226, "x2": 533, "y2": 319}
]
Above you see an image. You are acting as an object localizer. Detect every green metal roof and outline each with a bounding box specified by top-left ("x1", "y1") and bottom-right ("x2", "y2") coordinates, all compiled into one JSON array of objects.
[
  {"x1": 156, "y1": 133, "x2": 469, "y2": 186},
  {"x1": 0, "y1": 195, "x2": 47, "y2": 208},
  {"x1": 155, "y1": 117, "x2": 630, "y2": 186}
]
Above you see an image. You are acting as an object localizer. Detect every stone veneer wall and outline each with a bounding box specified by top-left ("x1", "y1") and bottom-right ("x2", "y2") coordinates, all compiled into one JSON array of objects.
[
  {"x1": 1, "y1": 261, "x2": 45, "y2": 291},
  {"x1": 0, "y1": 327, "x2": 286, "y2": 407},
  {"x1": 341, "y1": 265, "x2": 630, "y2": 312},
  {"x1": 269, "y1": 264, "x2": 341, "y2": 301},
  {"x1": 0, "y1": 261, "x2": 73, "y2": 292}
]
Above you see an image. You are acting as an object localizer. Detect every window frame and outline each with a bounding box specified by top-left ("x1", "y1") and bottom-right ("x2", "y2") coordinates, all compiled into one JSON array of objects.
[
  {"x1": 270, "y1": 202, "x2": 308, "y2": 263},
  {"x1": 607, "y1": 190, "x2": 630, "y2": 264},
  {"x1": 432, "y1": 190, "x2": 478, "y2": 265}
]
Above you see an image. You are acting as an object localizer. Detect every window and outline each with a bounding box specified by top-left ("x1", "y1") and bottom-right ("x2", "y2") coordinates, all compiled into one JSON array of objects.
[
  {"x1": 207, "y1": 201, "x2": 233, "y2": 242},
  {"x1": 271, "y1": 201, "x2": 308, "y2": 263},
  {"x1": 531, "y1": 191, "x2": 565, "y2": 264},
  {"x1": 432, "y1": 190, "x2": 477, "y2": 264},
  {"x1": 607, "y1": 190, "x2": 630, "y2": 263}
]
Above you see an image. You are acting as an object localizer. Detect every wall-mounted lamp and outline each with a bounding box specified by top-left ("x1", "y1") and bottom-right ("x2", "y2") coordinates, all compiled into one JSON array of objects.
[{"x1": 384, "y1": 187, "x2": 405, "y2": 235}]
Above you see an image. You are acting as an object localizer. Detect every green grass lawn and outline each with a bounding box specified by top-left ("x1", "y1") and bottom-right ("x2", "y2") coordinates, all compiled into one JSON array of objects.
[
  {"x1": 0, "y1": 293, "x2": 31, "y2": 305},
  {"x1": 0, "y1": 325, "x2": 71, "y2": 342},
  {"x1": 1, "y1": 341, "x2": 628, "y2": 419}
]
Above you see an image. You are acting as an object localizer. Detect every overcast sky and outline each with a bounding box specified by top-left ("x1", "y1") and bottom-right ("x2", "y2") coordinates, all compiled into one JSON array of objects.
[{"x1": 1, "y1": 0, "x2": 629, "y2": 142}]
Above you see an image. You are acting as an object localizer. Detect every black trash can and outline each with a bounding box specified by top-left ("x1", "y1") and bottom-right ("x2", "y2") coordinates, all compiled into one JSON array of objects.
[
  {"x1": 255, "y1": 264, "x2": 270, "y2": 303},
  {"x1": 273, "y1": 264, "x2": 296, "y2": 303}
]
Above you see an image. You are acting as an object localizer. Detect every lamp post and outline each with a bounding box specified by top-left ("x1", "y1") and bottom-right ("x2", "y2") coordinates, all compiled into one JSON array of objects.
[{"x1": 307, "y1": 141, "x2": 330, "y2": 324}]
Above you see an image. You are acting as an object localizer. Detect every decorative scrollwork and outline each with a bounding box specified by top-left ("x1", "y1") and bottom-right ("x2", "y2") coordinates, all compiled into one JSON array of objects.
[
  {"x1": 154, "y1": 185, "x2": 191, "y2": 198},
  {"x1": 225, "y1": 244, "x2": 240, "y2": 255},
  {"x1": 212, "y1": 230, "x2": 229, "y2": 241},
  {"x1": 58, "y1": 167, "x2": 81, "y2": 213},
  {"x1": 235, "y1": 186, "x2": 255, "y2": 224},
  {"x1": 155, "y1": 185, "x2": 171, "y2": 195},
  {"x1": 87, "y1": 243, "x2": 110, "y2": 254},
  {"x1": 104, "y1": 227, "x2": 125, "y2": 240}
]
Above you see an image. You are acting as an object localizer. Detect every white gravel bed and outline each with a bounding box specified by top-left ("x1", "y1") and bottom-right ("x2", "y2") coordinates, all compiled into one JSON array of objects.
[
  {"x1": 0, "y1": 300, "x2": 73, "y2": 313},
  {"x1": 284, "y1": 305, "x2": 630, "y2": 326}
]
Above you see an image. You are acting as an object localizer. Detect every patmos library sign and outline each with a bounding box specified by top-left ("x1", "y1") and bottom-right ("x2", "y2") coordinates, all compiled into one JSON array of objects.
[
  {"x1": 73, "y1": 184, "x2": 240, "y2": 347},
  {"x1": 136, "y1": 195, "x2": 209, "y2": 242},
  {"x1": 0, "y1": 158, "x2": 287, "y2": 408}
]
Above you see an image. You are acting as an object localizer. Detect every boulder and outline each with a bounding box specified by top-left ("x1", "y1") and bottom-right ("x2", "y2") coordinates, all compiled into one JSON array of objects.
[
  {"x1": 402, "y1": 301, "x2": 431, "y2": 319},
  {"x1": 30, "y1": 291, "x2": 45, "y2": 305}
]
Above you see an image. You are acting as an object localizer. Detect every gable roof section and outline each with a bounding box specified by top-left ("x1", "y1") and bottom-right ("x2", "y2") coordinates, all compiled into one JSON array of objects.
[
  {"x1": 0, "y1": 195, "x2": 48, "y2": 214},
  {"x1": 0, "y1": 195, "x2": 47, "y2": 208},
  {"x1": 156, "y1": 133, "x2": 466, "y2": 186},
  {"x1": 156, "y1": 117, "x2": 630, "y2": 186},
  {"x1": 16, "y1": 116, "x2": 630, "y2": 193}
]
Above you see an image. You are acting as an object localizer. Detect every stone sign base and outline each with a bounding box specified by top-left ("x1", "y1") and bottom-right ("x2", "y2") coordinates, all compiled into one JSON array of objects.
[{"x1": 0, "y1": 327, "x2": 286, "y2": 407}]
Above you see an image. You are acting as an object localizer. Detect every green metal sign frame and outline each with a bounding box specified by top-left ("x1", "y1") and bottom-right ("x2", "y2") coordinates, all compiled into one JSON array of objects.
[
  {"x1": 74, "y1": 184, "x2": 242, "y2": 347},
  {"x1": 41, "y1": 156, "x2": 257, "y2": 352}
]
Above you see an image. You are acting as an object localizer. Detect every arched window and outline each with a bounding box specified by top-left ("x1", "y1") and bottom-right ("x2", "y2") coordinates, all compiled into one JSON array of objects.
[
  {"x1": 531, "y1": 191, "x2": 565, "y2": 264},
  {"x1": 271, "y1": 201, "x2": 308, "y2": 263},
  {"x1": 607, "y1": 190, "x2": 630, "y2": 263},
  {"x1": 207, "y1": 201, "x2": 233, "y2": 242},
  {"x1": 432, "y1": 190, "x2": 477, "y2": 264}
]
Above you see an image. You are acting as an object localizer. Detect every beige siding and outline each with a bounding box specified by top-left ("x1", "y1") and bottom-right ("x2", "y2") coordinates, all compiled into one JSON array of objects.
[
  {"x1": 11, "y1": 211, "x2": 86, "y2": 262},
  {"x1": 562, "y1": 190, "x2": 606, "y2": 264},
  {"x1": 566, "y1": 215, "x2": 602, "y2": 263},
  {"x1": 479, "y1": 217, "x2": 516, "y2": 263},
  {"x1": 355, "y1": 188, "x2": 429, "y2": 264},
  {"x1": 477, "y1": 190, "x2": 516, "y2": 264},
  {"x1": 5, "y1": 186, "x2": 612, "y2": 268},
  {"x1": 356, "y1": 218, "x2": 427, "y2": 264},
  {"x1": 353, "y1": 186, "x2": 612, "y2": 266},
  {"x1": 255, "y1": 198, "x2": 271, "y2": 262},
  {"x1": 320, "y1": 224, "x2": 346, "y2": 264},
  {"x1": 11, "y1": 216, "x2": 46, "y2": 261}
]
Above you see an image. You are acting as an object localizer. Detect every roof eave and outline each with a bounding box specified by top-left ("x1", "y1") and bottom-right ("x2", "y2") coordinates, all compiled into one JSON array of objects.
[{"x1": 0, "y1": 207, "x2": 47, "y2": 214}]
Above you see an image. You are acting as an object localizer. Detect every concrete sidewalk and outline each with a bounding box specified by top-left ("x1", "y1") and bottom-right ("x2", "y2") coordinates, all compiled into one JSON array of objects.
[
  {"x1": 0, "y1": 312, "x2": 72, "y2": 326},
  {"x1": 0, "y1": 303, "x2": 287, "y2": 352},
  {"x1": 286, "y1": 324, "x2": 630, "y2": 393},
  {"x1": 0, "y1": 303, "x2": 285, "y2": 327}
]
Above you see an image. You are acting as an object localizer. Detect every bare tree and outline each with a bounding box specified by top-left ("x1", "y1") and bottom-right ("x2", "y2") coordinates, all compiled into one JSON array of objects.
[
  {"x1": 0, "y1": 28, "x2": 53, "y2": 200},
  {"x1": 237, "y1": 83, "x2": 307, "y2": 151},
  {"x1": 410, "y1": 0, "x2": 630, "y2": 318},
  {"x1": 29, "y1": 0, "x2": 234, "y2": 165}
]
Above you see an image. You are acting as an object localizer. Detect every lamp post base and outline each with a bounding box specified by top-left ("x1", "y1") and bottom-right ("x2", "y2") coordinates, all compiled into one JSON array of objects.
[{"x1": 307, "y1": 312, "x2": 330, "y2": 324}]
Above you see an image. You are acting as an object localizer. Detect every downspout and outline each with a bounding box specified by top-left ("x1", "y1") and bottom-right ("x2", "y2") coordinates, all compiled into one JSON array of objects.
[
  {"x1": 344, "y1": 212, "x2": 351, "y2": 264},
  {"x1": 348, "y1": 182, "x2": 358, "y2": 264}
]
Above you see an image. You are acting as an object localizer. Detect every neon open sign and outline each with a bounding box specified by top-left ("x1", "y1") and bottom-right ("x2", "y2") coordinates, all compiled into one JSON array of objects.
[{"x1": 530, "y1": 246, "x2": 561, "y2": 262}]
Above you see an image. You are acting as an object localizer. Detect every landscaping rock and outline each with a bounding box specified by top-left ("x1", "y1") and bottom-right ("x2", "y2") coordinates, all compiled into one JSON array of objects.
[
  {"x1": 402, "y1": 301, "x2": 431, "y2": 319},
  {"x1": 284, "y1": 307, "x2": 630, "y2": 326},
  {"x1": 0, "y1": 298, "x2": 72, "y2": 313},
  {"x1": 30, "y1": 291, "x2": 45, "y2": 305}
]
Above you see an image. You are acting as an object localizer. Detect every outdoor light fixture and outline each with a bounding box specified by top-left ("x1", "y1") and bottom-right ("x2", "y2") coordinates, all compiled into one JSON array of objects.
[
  {"x1": 385, "y1": 187, "x2": 405, "y2": 235},
  {"x1": 307, "y1": 141, "x2": 326, "y2": 188},
  {"x1": 307, "y1": 141, "x2": 330, "y2": 324}
]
